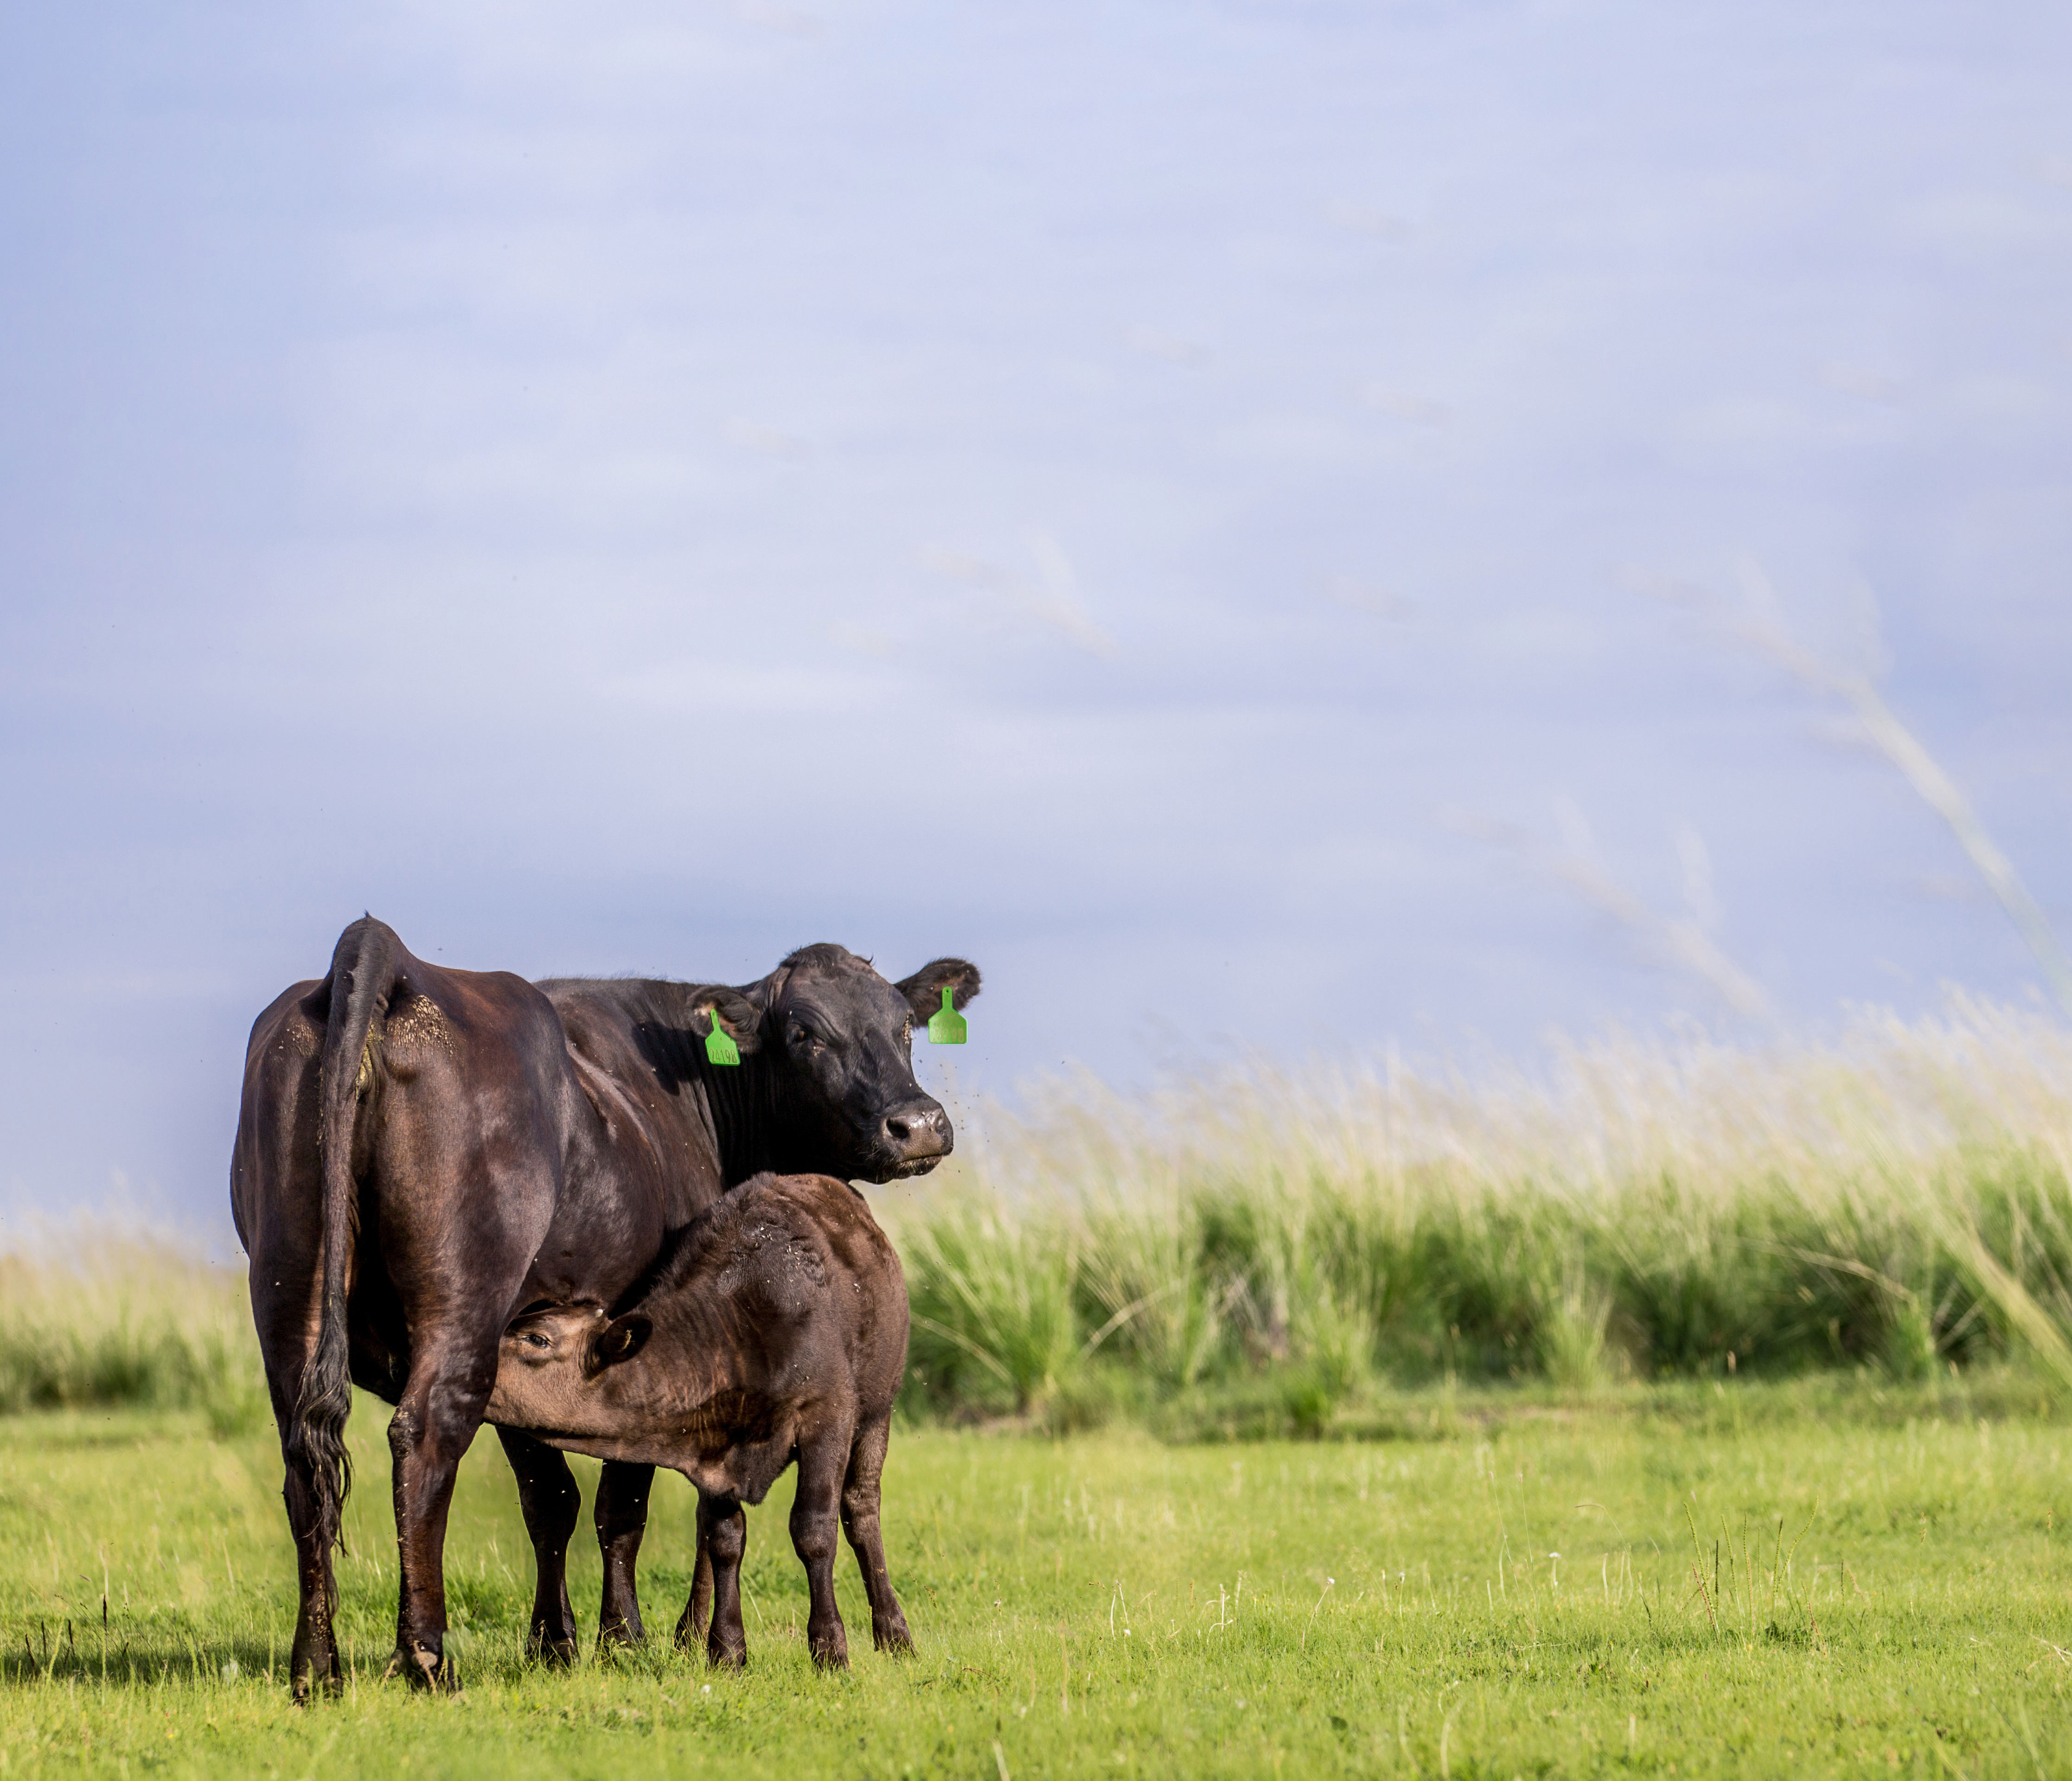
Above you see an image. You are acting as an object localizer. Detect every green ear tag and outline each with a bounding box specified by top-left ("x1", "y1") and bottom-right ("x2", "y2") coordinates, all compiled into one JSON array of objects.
[
  {"x1": 927, "y1": 986, "x2": 967, "y2": 1045},
  {"x1": 704, "y1": 1009, "x2": 741, "y2": 1067}
]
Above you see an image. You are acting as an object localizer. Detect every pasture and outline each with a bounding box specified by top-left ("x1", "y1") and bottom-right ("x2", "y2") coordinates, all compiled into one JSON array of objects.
[
  {"x1": 4, "y1": 1380, "x2": 2071, "y2": 1778},
  {"x1": 9, "y1": 1003, "x2": 2072, "y2": 1775}
]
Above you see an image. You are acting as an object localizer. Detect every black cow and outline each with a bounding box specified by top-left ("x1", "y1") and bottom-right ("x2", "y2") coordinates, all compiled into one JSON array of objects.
[{"x1": 230, "y1": 916, "x2": 978, "y2": 1697}]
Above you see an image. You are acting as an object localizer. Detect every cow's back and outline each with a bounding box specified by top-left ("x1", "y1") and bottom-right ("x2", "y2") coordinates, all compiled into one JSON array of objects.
[{"x1": 527, "y1": 979, "x2": 730, "y2": 1306}]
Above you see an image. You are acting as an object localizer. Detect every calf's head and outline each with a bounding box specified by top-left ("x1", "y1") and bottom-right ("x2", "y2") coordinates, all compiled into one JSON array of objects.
[
  {"x1": 491, "y1": 1305, "x2": 656, "y2": 1442},
  {"x1": 704, "y1": 945, "x2": 979, "y2": 1183}
]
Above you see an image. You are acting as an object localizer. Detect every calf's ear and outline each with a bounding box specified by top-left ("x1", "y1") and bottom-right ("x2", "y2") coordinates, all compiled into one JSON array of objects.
[
  {"x1": 586, "y1": 1313, "x2": 653, "y2": 1375},
  {"x1": 895, "y1": 958, "x2": 981, "y2": 1021},
  {"x1": 690, "y1": 988, "x2": 763, "y2": 1054}
]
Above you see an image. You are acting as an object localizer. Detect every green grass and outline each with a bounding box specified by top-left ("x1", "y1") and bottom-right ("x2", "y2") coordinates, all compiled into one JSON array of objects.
[
  {"x1": 10, "y1": 1001, "x2": 2072, "y2": 1772},
  {"x1": 13, "y1": 1003, "x2": 2072, "y2": 1441},
  {"x1": 889, "y1": 999, "x2": 2072, "y2": 1426},
  {"x1": 6, "y1": 1381, "x2": 2072, "y2": 1777},
  {"x1": 0, "y1": 1241, "x2": 265, "y2": 1432}
]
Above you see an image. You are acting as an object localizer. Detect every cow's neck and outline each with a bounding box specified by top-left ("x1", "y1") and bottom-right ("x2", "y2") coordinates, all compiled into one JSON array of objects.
[{"x1": 691, "y1": 1045, "x2": 787, "y2": 1184}]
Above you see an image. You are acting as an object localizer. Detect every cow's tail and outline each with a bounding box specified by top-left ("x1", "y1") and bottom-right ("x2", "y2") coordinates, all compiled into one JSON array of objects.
[{"x1": 292, "y1": 915, "x2": 400, "y2": 1557}]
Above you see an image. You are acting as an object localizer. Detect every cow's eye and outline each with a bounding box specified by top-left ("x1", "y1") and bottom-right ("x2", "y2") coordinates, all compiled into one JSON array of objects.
[
  {"x1": 791, "y1": 1023, "x2": 820, "y2": 1050},
  {"x1": 522, "y1": 1332, "x2": 551, "y2": 1350}
]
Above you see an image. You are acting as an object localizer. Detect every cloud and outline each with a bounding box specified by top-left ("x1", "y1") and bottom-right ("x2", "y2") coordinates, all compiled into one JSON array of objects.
[
  {"x1": 1125, "y1": 326, "x2": 1213, "y2": 367},
  {"x1": 919, "y1": 533, "x2": 1118, "y2": 658}
]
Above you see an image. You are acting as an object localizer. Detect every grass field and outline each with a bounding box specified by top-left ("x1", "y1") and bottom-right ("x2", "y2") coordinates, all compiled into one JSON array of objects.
[
  {"x1": 9, "y1": 1001, "x2": 2072, "y2": 1774},
  {"x1": 5, "y1": 1379, "x2": 2072, "y2": 1779}
]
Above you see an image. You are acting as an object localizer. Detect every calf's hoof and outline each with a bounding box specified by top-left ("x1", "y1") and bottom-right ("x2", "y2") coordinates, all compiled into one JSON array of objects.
[
  {"x1": 872, "y1": 1619, "x2": 915, "y2": 1656},
  {"x1": 706, "y1": 1640, "x2": 748, "y2": 1671}
]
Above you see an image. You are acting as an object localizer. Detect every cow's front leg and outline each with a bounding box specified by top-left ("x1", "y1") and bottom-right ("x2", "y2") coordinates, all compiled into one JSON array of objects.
[
  {"x1": 674, "y1": 1509, "x2": 722, "y2": 1653},
  {"x1": 385, "y1": 1360, "x2": 492, "y2": 1691},
  {"x1": 699, "y1": 1492, "x2": 748, "y2": 1668},
  {"x1": 496, "y1": 1428, "x2": 582, "y2": 1662},
  {"x1": 595, "y1": 1460, "x2": 654, "y2": 1649}
]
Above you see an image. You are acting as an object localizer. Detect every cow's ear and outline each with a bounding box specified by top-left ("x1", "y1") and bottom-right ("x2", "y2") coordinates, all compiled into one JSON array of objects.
[
  {"x1": 895, "y1": 959, "x2": 981, "y2": 1022},
  {"x1": 587, "y1": 1313, "x2": 652, "y2": 1374},
  {"x1": 690, "y1": 988, "x2": 763, "y2": 1054}
]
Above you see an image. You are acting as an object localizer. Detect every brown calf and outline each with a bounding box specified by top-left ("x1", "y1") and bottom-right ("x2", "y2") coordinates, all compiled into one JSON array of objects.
[{"x1": 487, "y1": 1172, "x2": 914, "y2": 1669}]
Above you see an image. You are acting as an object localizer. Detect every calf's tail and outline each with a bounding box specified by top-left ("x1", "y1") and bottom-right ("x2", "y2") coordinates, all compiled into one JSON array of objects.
[{"x1": 292, "y1": 915, "x2": 401, "y2": 1556}]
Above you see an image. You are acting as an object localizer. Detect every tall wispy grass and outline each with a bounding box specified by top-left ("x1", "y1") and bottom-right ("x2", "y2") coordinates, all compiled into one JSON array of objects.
[
  {"x1": 0, "y1": 1227, "x2": 266, "y2": 1434},
  {"x1": 7, "y1": 997, "x2": 2072, "y2": 1440},
  {"x1": 889, "y1": 995, "x2": 2072, "y2": 1429}
]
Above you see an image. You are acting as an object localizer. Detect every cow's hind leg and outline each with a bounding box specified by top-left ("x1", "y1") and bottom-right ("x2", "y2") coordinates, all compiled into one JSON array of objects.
[
  {"x1": 496, "y1": 1429, "x2": 582, "y2": 1663},
  {"x1": 249, "y1": 1216, "x2": 346, "y2": 1700},
  {"x1": 281, "y1": 1437, "x2": 345, "y2": 1701},
  {"x1": 840, "y1": 1415, "x2": 912, "y2": 1654},
  {"x1": 594, "y1": 1460, "x2": 653, "y2": 1650},
  {"x1": 792, "y1": 1434, "x2": 852, "y2": 1670},
  {"x1": 384, "y1": 1339, "x2": 500, "y2": 1691},
  {"x1": 698, "y1": 1493, "x2": 749, "y2": 1669}
]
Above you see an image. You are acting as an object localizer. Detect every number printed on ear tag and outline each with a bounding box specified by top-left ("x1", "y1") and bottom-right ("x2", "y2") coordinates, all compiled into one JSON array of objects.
[
  {"x1": 704, "y1": 1011, "x2": 741, "y2": 1066},
  {"x1": 927, "y1": 986, "x2": 967, "y2": 1045}
]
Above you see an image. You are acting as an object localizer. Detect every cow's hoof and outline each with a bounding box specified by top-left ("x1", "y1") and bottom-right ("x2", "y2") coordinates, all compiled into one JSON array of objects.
[
  {"x1": 873, "y1": 1621, "x2": 914, "y2": 1656},
  {"x1": 384, "y1": 1643, "x2": 457, "y2": 1693},
  {"x1": 706, "y1": 1643, "x2": 748, "y2": 1671},
  {"x1": 290, "y1": 1640, "x2": 345, "y2": 1704},
  {"x1": 527, "y1": 1631, "x2": 579, "y2": 1667},
  {"x1": 595, "y1": 1619, "x2": 644, "y2": 1657}
]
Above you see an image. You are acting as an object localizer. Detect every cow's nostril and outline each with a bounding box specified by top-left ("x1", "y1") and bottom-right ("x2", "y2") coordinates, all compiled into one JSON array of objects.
[{"x1": 883, "y1": 1106, "x2": 946, "y2": 1154}]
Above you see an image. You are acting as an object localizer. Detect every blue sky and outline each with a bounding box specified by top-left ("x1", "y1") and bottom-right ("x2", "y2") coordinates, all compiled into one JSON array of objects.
[{"x1": 4, "y1": 1, "x2": 2070, "y2": 1227}]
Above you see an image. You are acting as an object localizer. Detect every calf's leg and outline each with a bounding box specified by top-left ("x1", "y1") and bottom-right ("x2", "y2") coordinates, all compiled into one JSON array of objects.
[
  {"x1": 840, "y1": 1416, "x2": 913, "y2": 1654},
  {"x1": 698, "y1": 1493, "x2": 749, "y2": 1669},
  {"x1": 495, "y1": 1428, "x2": 581, "y2": 1662},
  {"x1": 791, "y1": 1436, "x2": 851, "y2": 1670},
  {"x1": 594, "y1": 1460, "x2": 653, "y2": 1648}
]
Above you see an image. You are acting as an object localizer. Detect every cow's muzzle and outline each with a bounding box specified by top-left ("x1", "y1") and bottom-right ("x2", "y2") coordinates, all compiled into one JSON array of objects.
[{"x1": 880, "y1": 1102, "x2": 952, "y2": 1177}]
